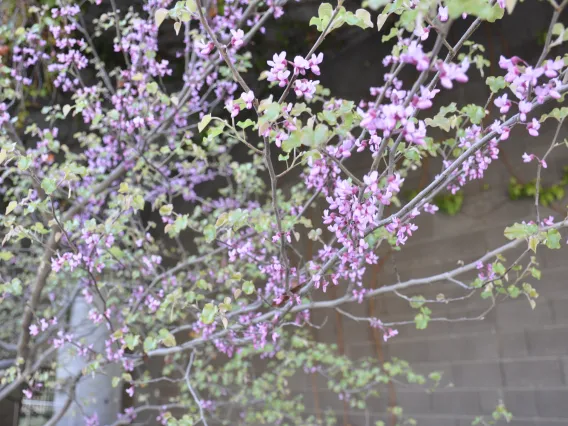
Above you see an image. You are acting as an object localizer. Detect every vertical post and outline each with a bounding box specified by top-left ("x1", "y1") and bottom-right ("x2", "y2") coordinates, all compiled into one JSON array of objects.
[{"x1": 54, "y1": 295, "x2": 121, "y2": 426}]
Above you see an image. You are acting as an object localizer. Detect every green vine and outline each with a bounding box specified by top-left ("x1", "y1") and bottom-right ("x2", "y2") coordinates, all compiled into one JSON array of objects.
[
  {"x1": 508, "y1": 166, "x2": 568, "y2": 207},
  {"x1": 405, "y1": 190, "x2": 464, "y2": 216}
]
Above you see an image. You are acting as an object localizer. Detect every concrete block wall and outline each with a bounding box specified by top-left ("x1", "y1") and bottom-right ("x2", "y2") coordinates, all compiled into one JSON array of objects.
[{"x1": 294, "y1": 114, "x2": 568, "y2": 426}]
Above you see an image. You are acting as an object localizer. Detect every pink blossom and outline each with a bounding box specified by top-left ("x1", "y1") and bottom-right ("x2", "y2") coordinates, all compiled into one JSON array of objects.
[
  {"x1": 438, "y1": 6, "x2": 448, "y2": 22},
  {"x1": 308, "y1": 52, "x2": 323, "y2": 75},
  {"x1": 383, "y1": 328, "x2": 398, "y2": 342},
  {"x1": 423, "y1": 203, "x2": 439, "y2": 214},
  {"x1": 438, "y1": 59, "x2": 469, "y2": 89},
  {"x1": 292, "y1": 56, "x2": 309, "y2": 75},
  {"x1": 518, "y1": 100, "x2": 532, "y2": 121},
  {"x1": 196, "y1": 40, "x2": 214, "y2": 55},
  {"x1": 241, "y1": 91, "x2": 254, "y2": 109},
  {"x1": 522, "y1": 153, "x2": 545, "y2": 168},
  {"x1": 400, "y1": 41, "x2": 430, "y2": 71},
  {"x1": 226, "y1": 99, "x2": 240, "y2": 117},
  {"x1": 494, "y1": 94, "x2": 511, "y2": 114},
  {"x1": 230, "y1": 29, "x2": 244, "y2": 49},
  {"x1": 543, "y1": 59, "x2": 564, "y2": 78},
  {"x1": 294, "y1": 79, "x2": 319, "y2": 100},
  {"x1": 527, "y1": 118, "x2": 540, "y2": 136}
]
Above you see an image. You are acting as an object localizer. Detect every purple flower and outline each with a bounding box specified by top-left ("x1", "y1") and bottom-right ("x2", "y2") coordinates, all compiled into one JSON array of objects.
[
  {"x1": 438, "y1": 6, "x2": 448, "y2": 22},
  {"x1": 518, "y1": 100, "x2": 532, "y2": 121},
  {"x1": 241, "y1": 91, "x2": 254, "y2": 109},
  {"x1": 494, "y1": 94, "x2": 511, "y2": 114},
  {"x1": 527, "y1": 118, "x2": 540, "y2": 136},
  {"x1": 230, "y1": 29, "x2": 244, "y2": 49},
  {"x1": 294, "y1": 79, "x2": 319, "y2": 99},
  {"x1": 308, "y1": 52, "x2": 323, "y2": 75}
]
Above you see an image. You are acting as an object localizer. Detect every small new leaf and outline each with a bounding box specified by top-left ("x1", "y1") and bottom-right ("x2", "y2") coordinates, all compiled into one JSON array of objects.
[
  {"x1": 201, "y1": 303, "x2": 218, "y2": 324},
  {"x1": 155, "y1": 8, "x2": 169, "y2": 28},
  {"x1": 198, "y1": 114, "x2": 212, "y2": 132},
  {"x1": 159, "y1": 204, "x2": 173, "y2": 216},
  {"x1": 5, "y1": 201, "x2": 17, "y2": 215},
  {"x1": 242, "y1": 280, "x2": 255, "y2": 295}
]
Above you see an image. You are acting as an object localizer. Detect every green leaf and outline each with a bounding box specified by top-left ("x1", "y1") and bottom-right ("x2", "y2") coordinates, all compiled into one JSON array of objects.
[
  {"x1": 201, "y1": 303, "x2": 218, "y2": 324},
  {"x1": 409, "y1": 295, "x2": 425, "y2": 309},
  {"x1": 462, "y1": 104, "x2": 486, "y2": 125},
  {"x1": 0, "y1": 251, "x2": 14, "y2": 261},
  {"x1": 186, "y1": 0, "x2": 197, "y2": 13},
  {"x1": 198, "y1": 114, "x2": 212, "y2": 132},
  {"x1": 504, "y1": 223, "x2": 538, "y2": 240},
  {"x1": 159, "y1": 204, "x2": 173, "y2": 216},
  {"x1": 505, "y1": 0, "x2": 517, "y2": 14},
  {"x1": 17, "y1": 157, "x2": 31, "y2": 171},
  {"x1": 5, "y1": 201, "x2": 17, "y2": 215},
  {"x1": 545, "y1": 229, "x2": 561, "y2": 249},
  {"x1": 540, "y1": 107, "x2": 568, "y2": 123},
  {"x1": 382, "y1": 27, "x2": 398, "y2": 42},
  {"x1": 203, "y1": 224, "x2": 216, "y2": 243},
  {"x1": 155, "y1": 8, "x2": 169, "y2": 28},
  {"x1": 242, "y1": 280, "x2": 255, "y2": 295},
  {"x1": 62, "y1": 104, "x2": 72, "y2": 117},
  {"x1": 143, "y1": 336, "x2": 157, "y2": 352},
  {"x1": 486, "y1": 76, "x2": 506, "y2": 93},
  {"x1": 354, "y1": 9, "x2": 373, "y2": 29},
  {"x1": 118, "y1": 182, "x2": 129, "y2": 193},
  {"x1": 132, "y1": 194, "x2": 145, "y2": 211},
  {"x1": 237, "y1": 119, "x2": 255, "y2": 129},
  {"x1": 41, "y1": 178, "x2": 57, "y2": 195},
  {"x1": 260, "y1": 102, "x2": 280, "y2": 122},
  {"x1": 528, "y1": 236, "x2": 539, "y2": 253},
  {"x1": 215, "y1": 212, "x2": 229, "y2": 228},
  {"x1": 376, "y1": 13, "x2": 389, "y2": 32},
  {"x1": 310, "y1": 3, "x2": 334, "y2": 32},
  {"x1": 281, "y1": 131, "x2": 302, "y2": 152},
  {"x1": 314, "y1": 124, "x2": 329, "y2": 146},
  {"x1": 124, "y1": 334, "x2": 140, "y2": 350},
  {"x1": 158, "y1": 329, "x2": 177, "y2": 347},
  {"x1": 173, "y1": 215, "x2": 189, "y2": 234},
  {"x1": 363, "y1": 0, "x2": 390, "y2": 9},
  {"x1": 508, "y1": 286, "x2": 520, "y2": 298}
]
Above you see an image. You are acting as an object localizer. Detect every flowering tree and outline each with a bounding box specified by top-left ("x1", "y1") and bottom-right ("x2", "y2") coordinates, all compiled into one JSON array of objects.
[{"x1": 0, "y1": 0, "x2": 567, "y2": 424}]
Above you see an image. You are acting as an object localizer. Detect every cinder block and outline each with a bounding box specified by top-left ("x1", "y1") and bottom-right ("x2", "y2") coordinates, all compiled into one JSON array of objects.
[
  {"x1": 498, "y1": 331, "x2": 529, "y2": 359},
  {"x1": 531, "y1": 267, "x2": 568, "y2": 296},
  {"x1": 477, "y1": 389, "x2": 504, "y2": 414},
  {"x1": 397, "y1": 318, "x2": 452, "y2": 340},
  {"x1": 415, "y1": 416, "x2": 459, "y2": 426},
  {"x1": 506, "y1": 421, "x2": 568, "y2": 426},
  {"x1": 427, "y1": 333, "x2": 500, "y2": 362},
  {"x1": 393, "y1": 389, "x2": 431, "y2": 415},
  {"x1": 541, "y1": 245, "x2": 568, "y2": 270},
  {"x1": 496, "y1": 299, "x2": 553, "y2": 330},
  {"x1": 451, "y1": 361, "x2": 503, "y2": 388},
  {"x1": 551, "y1": 297, "x2": 568, "y2": 324},
  {"x1": 526, "y1": 326, "x2": 568, "y2": 356},
  {"x1": 447, "y1": 308, "x2": 497, "y2": 335},
  {"x1": 386, "y1": 340, "x2": 429, "y2": 363},
  {"x1": 503, "y1": 389, "x2": 538, "y2": 418},
  {"x1": 431, "y1": 389, "x2": 481, "y2": 415},
  {"x1": 345, "y1": 342, "x2": 378, "y2": 360},
  {"x1": 535, "y1": 389, "x2": 568, "y2": 418},
  {"x1": 503, "y1": 358, "x2": 564, "y2": 388},
  {"x1": 288, "y1": 371, "x2": 310, "y2": 391}
]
